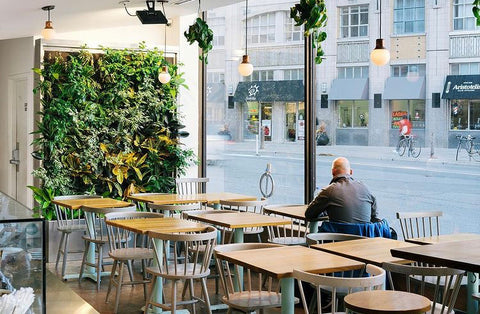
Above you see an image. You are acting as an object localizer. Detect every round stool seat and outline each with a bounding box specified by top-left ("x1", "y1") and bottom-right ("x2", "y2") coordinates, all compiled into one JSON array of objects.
[{"x1": 344, "y1": 290, "x2": 431, "y2": 314}]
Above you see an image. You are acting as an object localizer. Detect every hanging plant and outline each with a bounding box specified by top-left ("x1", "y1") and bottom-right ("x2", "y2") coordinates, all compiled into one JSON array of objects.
[
  {"x1": 290, "y1": 0, "x2": 328, "y2": 64},
  {"x1": 184, "y1": 17, "x2": 214, "y2": 64},
  {"x1": 473, "y1": 1, "x2": 480, "y2": 25}
]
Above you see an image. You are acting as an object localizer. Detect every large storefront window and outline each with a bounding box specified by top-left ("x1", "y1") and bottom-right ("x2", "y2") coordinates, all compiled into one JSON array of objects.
[
  {"x1": 391, "y1": 100, "x2": 425, "y2": 129},
  {"x1": 337, "y1": 100, "x2": 368, "y2": 128},
  {"x1": 450, "y1": 100, "x2": 480, "y2": 130}
]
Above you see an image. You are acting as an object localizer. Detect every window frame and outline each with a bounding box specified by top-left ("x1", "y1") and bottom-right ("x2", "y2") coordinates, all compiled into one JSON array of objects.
[
  {"x1": 393, "y1": 0, "x2": 425, "y2": 35},
  {"x1": 339, "y1": 5, "x2": 369, "y2": 38}
]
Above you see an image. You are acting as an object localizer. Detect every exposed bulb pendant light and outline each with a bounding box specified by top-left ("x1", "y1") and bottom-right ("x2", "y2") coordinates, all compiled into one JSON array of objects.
[
  {"x1": 41, "y1": 5, "x2": 56, "y2": 40},
  {"x1": 370, "y1": 0, "x2": 390, "y2": 66},
  {"x1": 238, "y1": 0, "x2": 253, "y2": 76},
  {"x1": 158, "y1": 2, "x2": 171, "y2": 84}
]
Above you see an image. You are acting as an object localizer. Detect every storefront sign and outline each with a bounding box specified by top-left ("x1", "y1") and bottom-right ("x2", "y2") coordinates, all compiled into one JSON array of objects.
[{"x1": 442, "y1": 75, "x2": 480, "y2": 99}]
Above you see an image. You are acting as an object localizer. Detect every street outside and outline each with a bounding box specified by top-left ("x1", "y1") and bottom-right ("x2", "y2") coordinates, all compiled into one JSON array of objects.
[{"x1": 207, "y1": 140, "x2": 480, "y2": 235}]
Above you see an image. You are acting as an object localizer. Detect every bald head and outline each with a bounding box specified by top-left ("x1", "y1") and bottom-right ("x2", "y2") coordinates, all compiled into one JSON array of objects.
[{"x1": 331, "y1": 157, "x2": 352, "y2": 177}]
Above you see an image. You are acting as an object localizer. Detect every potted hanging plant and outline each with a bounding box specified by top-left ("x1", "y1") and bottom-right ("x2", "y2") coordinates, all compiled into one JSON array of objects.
[
  {"x1": 184, "y1": 17, "x2": 214, "y2": 64},
  {"x1": 290, "y1": 0, "x2": 328, "y2": 64}
]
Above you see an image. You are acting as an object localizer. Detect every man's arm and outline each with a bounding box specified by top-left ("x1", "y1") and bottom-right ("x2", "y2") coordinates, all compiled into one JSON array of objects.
[
  {"x1": 370, "y1": 194, "x2": 380, "y2": 222},
  {"x1": 305, "y1": 188, "x2": 329, "y2": 221}
]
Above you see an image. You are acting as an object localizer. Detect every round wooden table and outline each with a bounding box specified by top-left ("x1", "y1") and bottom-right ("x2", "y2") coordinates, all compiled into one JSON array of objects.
[{"x1": 344, "y1": 290, "x2": 431, "y2": 314}]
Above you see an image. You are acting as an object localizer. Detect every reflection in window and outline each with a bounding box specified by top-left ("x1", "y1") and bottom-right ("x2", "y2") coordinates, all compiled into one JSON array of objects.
[
  {"x1": 391, "y1": 64, "x2": 426, "y2": 77},
  {"x1": 245, "y1": 70, "x2": 274, "y2": 81},
  {"x1": 340, "y1": 5, "x2": 368, "y2": 38},
  {"x1": 284, "y1": 12, "x2": 302, "y2": 41},
  {"x1": 337, "y1": 66, "x2": 369, "y2": 79},
  {"x1": 450, "y1": 63, "x2": 480, "y2": 75},
  {"x1": 393, "y1": 0, "x2": 425, "y2": 34},
  {"x1": 453, "y1": 0, "x2": 477, "y2": 30},
  {"x1": 450, "y1": 100, "x2": 480, "y2": 130},
  {"x1": 207, "y1": 72, "x2": 225, "y2": 83},
  {"x1": 284, "y1": 68, "x2": 303, "y2": 80},
  {"x1": 248, "y1": 13, "x2": 276, "y2": 44},
  {"x1": 337, "y1": 100, "x2": 368, "y2": 128},
  {"x1": 209, "y1": 17, "x2": 226, "y2": 47},
  {"x1": 391, "y1": 99, "x2": 425, "y2": 129}
]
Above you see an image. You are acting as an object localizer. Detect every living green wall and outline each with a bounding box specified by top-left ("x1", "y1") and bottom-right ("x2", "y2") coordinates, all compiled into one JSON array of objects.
[{"x1": 30, "y1": 44, "x2": 195, "y2": 219}]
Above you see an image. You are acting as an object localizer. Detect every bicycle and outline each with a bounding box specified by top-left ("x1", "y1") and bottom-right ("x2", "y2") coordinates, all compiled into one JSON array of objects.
[
  {"x1": 396, "y1": 135, "x2": 421, "y2": 158},
  {"x1": 455, "y1": 135, "x2": 480, "y2": 161}
]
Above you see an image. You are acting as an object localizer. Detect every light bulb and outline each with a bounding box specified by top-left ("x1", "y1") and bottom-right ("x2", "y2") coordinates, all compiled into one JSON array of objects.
[
  {"x1": 238, "y1": 55, "x2": 254, "y2": 77},
  {"x1": 158, "y1": 66, "x2": 171, "y2": 84},
  {"x1": 370, "y1": 39, "x2": 390, "y2": 66},
  {"x1": 41, "y1": 21, "x2": 55, "y2": 40}
]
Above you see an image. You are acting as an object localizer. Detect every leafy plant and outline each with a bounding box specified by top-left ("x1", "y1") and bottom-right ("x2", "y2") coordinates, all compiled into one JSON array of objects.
[
  {"x1": 291, "y1": 0, "x2": 328, "y2": 64},
  {"x1": 31, "y1": 44, "x2": 195, "y2": 219},
  {"x1": 474, "y1": 1, "x2": 480, "y2": 26},
  {"x1": 184, "y1": 17, "x2": 214, "y2": 64}
]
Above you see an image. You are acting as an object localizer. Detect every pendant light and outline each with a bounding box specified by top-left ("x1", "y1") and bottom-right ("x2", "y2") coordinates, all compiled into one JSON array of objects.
[
  {"x1": 41, "y1": 5, "x2": 56, "y2": 40},
  {"x1": 370, "y1": 0, "x2": 390, "y2": 66},
  {"x1": 158, "y1": 2, "x2": 171, "y2": 84},
  {"x1": 238, "y1": 0, "x2": 253, "y2": 76}
]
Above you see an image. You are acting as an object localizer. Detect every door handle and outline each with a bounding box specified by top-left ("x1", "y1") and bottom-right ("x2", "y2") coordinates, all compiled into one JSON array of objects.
[
  {"x1": 9, "y1": 159, "x2": 20, "y2": 165},
  {"x1": 10, "y1": 146, "x2": 19, "y2": 165}
]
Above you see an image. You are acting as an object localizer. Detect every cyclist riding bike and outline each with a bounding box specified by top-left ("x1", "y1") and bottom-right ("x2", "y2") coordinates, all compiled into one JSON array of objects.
[{"x1": 397, "y1": 114, "x2": 412, "y2": 148}]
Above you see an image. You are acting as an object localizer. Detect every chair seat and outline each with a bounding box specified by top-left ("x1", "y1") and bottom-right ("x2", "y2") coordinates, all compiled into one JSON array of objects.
[
  {"x1": 57, "y1": 224, "x2": 86, "y2": 233},
  {"x1": 146, "y1": 263, "x2": 210, "y2": 280},
  {"x1": 82, "y1": 234, "x2": 108, "y2": 244},
  {"x1": 109, "y1": 248, "x2": 154, "y2": 260},
  {"x1": 222, "y1": 291, "x2": 295, "y2": 311},
  {"x1": 269, "y1": 237, "x2": 306, "y2": 246}
]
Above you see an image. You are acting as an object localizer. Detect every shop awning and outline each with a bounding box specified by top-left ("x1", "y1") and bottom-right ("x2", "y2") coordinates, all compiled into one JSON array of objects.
[
  {"x1": 329, "y1": 78, "x2": 369, "y2": 100},
  {"x1": 233, "y1": 80, "x2": 304, "y2": 102},
  {"x1": 383, "y1": 76, "x2": 426, "y2": 99},
  {"x1": 442, "y1": 75, "x2": 480, "y2": 99},
  {"x1": 206, "y1": 83, "x2": 225, "y2": 103}
]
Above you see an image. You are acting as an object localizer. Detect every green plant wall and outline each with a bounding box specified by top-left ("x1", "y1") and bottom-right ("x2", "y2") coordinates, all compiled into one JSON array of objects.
[{"x1": 30, "y1": 44, "x2": 195, "y2": 219}]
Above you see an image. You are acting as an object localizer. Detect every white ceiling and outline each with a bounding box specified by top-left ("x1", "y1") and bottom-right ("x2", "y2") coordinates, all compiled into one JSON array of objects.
[{"x1": 0, "y1": 0, "x2": 240, "y2": 40}]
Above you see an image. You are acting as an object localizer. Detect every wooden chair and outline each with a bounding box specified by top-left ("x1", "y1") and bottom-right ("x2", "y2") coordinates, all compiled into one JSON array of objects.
[
  {"x1": 104, "y1": 211, "x2": 163, "y2": 313},
  {"x1": 396, "y1": 211, "x2": 442, "y2": 240},
  {"x1": 220, "y1": 199, "x2": 267, "y2": 242},
  {"x1": 382, "y1": 262, "x2": 465, "y2": 314},
  {"x1": 293, "y1": 264, "x2": 386, "y2": 314},
  {"x1": 148, "y1": 203, "x2": 201, "y2": 218},
  {"x1": 344, "y1": 290, "x2": 432, "y2": 314},
  {"x1": 263, "y1": 204, "x2": 310, "y2": 246},
  {"x1": 129, "y1": 192, "x2": 169, "y2": 212},
  {"x1": 53, "y1": 194, "x2": 102, "y2": 279},
  {"x1": 306, "y1": 232, "x2": 367, "y2": 247},
  {"x1": 214, "y1": 243, "x2": 286, "y2": 313},
  {"x1": 175, "y1": 177, "x2": 209, "y2": 195},
  {"x1": 79, "y1": 205, "x2": 137, "y2": 290},
  {"x1": 145, "y1": 226, "x2": 217, "y2": 314}
]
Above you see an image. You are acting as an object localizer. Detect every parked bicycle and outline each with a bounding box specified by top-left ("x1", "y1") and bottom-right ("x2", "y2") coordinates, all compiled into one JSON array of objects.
[
  {"x1": 396, "y1": 135, "x2": 421, "y2": 158},
  {"x1": 455, "y1": 135, "x2": 480, "y2": 161}
]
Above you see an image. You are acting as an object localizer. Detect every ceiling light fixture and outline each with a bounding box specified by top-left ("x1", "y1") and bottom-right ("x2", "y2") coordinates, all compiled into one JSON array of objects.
[
  {"x1": 238, "y1": 0, "x2": 253, "y2": 77},
  {"x1": 370, "y1": 0, "x2": 390, "y2": 66},
  {"x1": 41, "y1": 5, "x2": 55, "y2": 40},
  {"x1": 158, "y1": 2, "x2": 171, "y2": 84},
  {"x1": 121, "y1": 0, "x2": 168, "y2": 24}
]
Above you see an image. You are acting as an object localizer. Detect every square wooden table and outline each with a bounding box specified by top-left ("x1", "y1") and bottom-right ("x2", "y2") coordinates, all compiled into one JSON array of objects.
[
  {"x1": 127, "y1": 192, "x2": 257, "y2": 207},
  {"x1": 391, "y1": 239, "x2": 480, "y2": 314},
  {"x1": 263, "y1": 204, "x2": 328, "y2": 233},
  {"x1": 311, "y1": 237, "x2": 419, "y2": 266},
  {"x1": 215, "y1": 245, "x2": 365, "y2": 314},
  {"x1": 405, "y1": 232, "x2": 480, "y2": 245}
]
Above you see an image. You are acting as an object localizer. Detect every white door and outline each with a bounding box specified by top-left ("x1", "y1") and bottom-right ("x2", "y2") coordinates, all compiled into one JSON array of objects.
[{"x1": 9, "y1": 77, "x2": 29, "y2": 205}]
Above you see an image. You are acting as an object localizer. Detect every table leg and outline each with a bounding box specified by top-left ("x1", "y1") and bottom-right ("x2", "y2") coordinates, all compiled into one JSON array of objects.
[
  {"x1": 151, "y1": 239, "x2": 164, "y2": 313},
  {"x1": 281, "y1": 277, "x2": 294, "y2": 314},
  {"x1": 467, "y1": 272, "x2": 479, "y2": 314},
  {"x1": 233, "y1": 228, "x2": 244, "y2": 292}
]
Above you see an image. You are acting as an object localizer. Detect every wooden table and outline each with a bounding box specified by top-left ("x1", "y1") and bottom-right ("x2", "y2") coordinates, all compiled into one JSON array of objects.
[
  {"x1": 127, "y1": 192, "x2": 257, "y2": 207},
  {"x1": 215, "y1": 245, "x2": 364, "y2": 314},
  {"x1": 405, "y1": 232, "x2": 480, "y2": 245},
  {"x1": 263, "y1": 204, "x2": 328, "y2": 233},
  {"x1": 391, "y1": 239, "x2": 480, "y2": 314},
  {"x1": 311, "y1": 237, "x2": 419, "y2": 266},
  {"x1": 51, "y1": 197, "x2": 132, "y2": 281},
  {"x1": 344, "y1": 290, "x2": 431, "y2": 314}
]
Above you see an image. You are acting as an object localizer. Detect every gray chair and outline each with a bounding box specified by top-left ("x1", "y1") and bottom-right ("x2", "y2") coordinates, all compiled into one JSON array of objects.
[
  {"x1": 53, "y1": 194, "x2": 102, "y2": 279},
  {"x1": 396, "y1": 211, "x2": 442, "y2": 240},
  {"x1": 306, "y1": 232, "x2": 367, "y2": 247}
]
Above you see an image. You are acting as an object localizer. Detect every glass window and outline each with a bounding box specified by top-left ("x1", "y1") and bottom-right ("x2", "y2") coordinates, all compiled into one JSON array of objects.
[
  {"x1": 391, "y1": 64, "x2": 426, "y2": 77},
  {"x1": 391, "y1": 100, "x2": 425, "y2": 129},
  {"x1": 245, "y1": 70, "x2": 274, "y2": 81},
  {"x1": 393, "y1": 0, "x2": 425, "y2": 34},
  {"x1": 337, "y1": 100, "x2": 368, "y2": 128},
  {"x1": 207, "y1": 72, "x2": 225, "y2": 83},
  {"x1": 248, "y1": 12, "x2": 276, "y2": 44},
  {"x1": 450, "y1": 62, "x2": 480, "y2": 75},
  {"x1": 450, "y1": 100, "x2": 480, "y2": 130},
  {"x1": 453, "y1": 0, "x2": 477, "y2": 31},
  {"x1": 284, "y1": 68, "x2": 303, "y2": 80},
  {"x1": 284, "y1": 12, "x2": 303, "y2": 42},
  {"x1": 337, "y1": 66, "x2": 369, "y2": 79},
  {"x1": 209, "y1": 17, "x2": 226, "y2": 47},
  {"x1": 339, "y1": 5, "x2": 369, "y2": 38}
]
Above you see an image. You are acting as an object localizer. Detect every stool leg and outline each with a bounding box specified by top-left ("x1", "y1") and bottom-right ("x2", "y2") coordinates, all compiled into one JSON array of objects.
[
  {"x1": 61, "y1": 232, "x2": 70, "y2": 278},
  {"x1": 55, "y1": 232, "x2": 65, "y2": 270},
  {"x1": 79, "y1": 240, "x2": 89, "y2": 282}
]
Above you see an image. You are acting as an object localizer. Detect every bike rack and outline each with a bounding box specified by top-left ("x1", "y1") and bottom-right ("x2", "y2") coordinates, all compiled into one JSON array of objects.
[{"x1": 259, "y1": 163, "x2": 275, "y2": 198}]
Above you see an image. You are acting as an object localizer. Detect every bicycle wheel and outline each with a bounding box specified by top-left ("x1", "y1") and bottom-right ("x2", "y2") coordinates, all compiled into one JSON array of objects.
[
  {"x1": 470, "y1": 142, "x2": 480, "y2": 161},
  {"x1": 397, "y1": 139, "x2": 407, "y2": 156},
  {"x1": 410, "y1": 140, "x2": 421, "y2": 158}
]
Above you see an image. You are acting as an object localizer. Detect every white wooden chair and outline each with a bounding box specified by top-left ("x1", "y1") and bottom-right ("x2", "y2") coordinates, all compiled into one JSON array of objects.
[
  {"x1": 382, "y1": 262, "x2": 465, "y2": 314},
  {"x1": 129, "y1": 192, "x2": 169, "y2": 212},
  {"x1": 53, "y1": 194, "x2": 102, "y2": 278},
  {"x1": 175, "y1": 177, "x2": 209, "y2": 195},
  {"x1": 293, "y1": 264, "x2": 386, "y2": 314},
  {"x1": 264, "y1": 204, "x2": 310, "y2": 246},
  {"x1": 147, "y1": 203, "x2": 201, "y2": 218},
  {"x1": 306, "y1": 232, "x2": 367, "y2": 247},
  {"x1": 396, "y1": 211, "x2": 442, "y2": 240},
  {"x1": 220, "y1": 199, "x2": 267, "y2": 243}
]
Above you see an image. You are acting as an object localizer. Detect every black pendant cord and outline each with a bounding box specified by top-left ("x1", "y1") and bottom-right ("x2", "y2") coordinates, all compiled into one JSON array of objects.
[
  {"x1": 162, "y1": 2, "x2": 167, "y2": 53},
  {"x1": 379, "y1": 0, "x2": 382, "y2": 38},
  {"x1": 245, "y1": 0, "x2": 248, "y2": 54}
]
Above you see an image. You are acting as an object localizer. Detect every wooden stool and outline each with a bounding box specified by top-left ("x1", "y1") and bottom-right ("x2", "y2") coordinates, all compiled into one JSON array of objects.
[{"x1": 344, "y1": 290, "x2": 431, "y2": 314}]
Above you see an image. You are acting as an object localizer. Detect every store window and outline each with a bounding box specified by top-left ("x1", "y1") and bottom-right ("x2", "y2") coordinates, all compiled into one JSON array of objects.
[
  {"x1": 245, "y1": 70, "x2": 274, "y2": 81},
  {"x1": 450, "y1": 100, "x2": 480, "y2": 130},
  {"x1": 391, "y1": 64, "x2": 426, "y2": 77},
  {"x1": 284, "y1": 12, "x2": 302, "y2": 42},
  {"x1": 391, "y1": 99, "x2": 425, "y2": 129},
  {"x1": 284, "y1": 68, "x2": 303, "y2": 80},
  {"x1": 393, "y1": 0, "x2": 425, "y2": 34},
  {"x1": 248, "y1": 12, "x2": 276, "y2": 44},
  {"x1": 453, "y1": 0, "x2": 477, "y2": 31},
  {"x1": 340, "y1": 5, "x2": 368, "y2": 38},
  {"x1": 450, "y1": 62, "x2": 480, "y2": 75},
  {"x1": 337, "y1": 66, "x2": 369, "y2": 79},
  {"x1": 337, "y1": 100, "x2": 368, "y2": 128}
]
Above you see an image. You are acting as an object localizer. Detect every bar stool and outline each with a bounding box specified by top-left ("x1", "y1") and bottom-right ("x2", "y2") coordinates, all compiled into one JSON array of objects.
[{"x1": 344, "y1": 290, "x2": 431, "y2": 314}]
